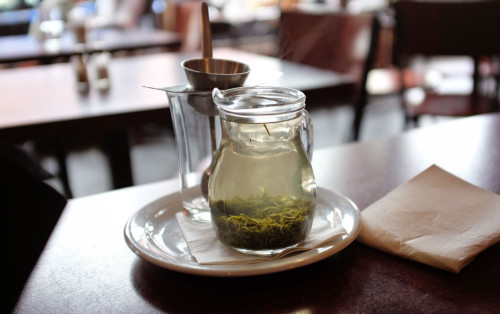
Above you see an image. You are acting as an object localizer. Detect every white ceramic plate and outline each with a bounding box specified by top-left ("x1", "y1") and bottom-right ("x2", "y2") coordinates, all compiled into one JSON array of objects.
[{"x1": 124, "y1": 187, "x2": 361, "y2": 277}]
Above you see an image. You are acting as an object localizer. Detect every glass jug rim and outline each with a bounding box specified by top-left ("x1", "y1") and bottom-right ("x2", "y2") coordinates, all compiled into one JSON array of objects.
[{"x1": 212, "y1": 86, "x2": 306, "y2": 123}]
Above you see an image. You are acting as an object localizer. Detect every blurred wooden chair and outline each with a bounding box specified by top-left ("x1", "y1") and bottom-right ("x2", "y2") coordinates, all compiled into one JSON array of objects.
[
  {"x1": 174, "y1": 0, "x2": 202, "y2": 52},
  {"x1": 155, "y1": 0, "x2": 201, "y2": 52},
  {"x1": 392, "y1": 0, "x2": 500, "y2": 127},
  {"x1": 278, "y1": 9, "x2": 380, "y2": 141}
]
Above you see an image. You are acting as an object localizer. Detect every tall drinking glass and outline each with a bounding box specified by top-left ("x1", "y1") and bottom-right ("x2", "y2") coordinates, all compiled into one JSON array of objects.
[{"x1": 165, "y1": 85, "x2": 218, "y2": 222}]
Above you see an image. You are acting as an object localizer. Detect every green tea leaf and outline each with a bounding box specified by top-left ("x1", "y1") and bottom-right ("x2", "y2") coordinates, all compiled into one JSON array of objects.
[{"x1": 211, "y1": 194, "x2": 315, "y2": 250}]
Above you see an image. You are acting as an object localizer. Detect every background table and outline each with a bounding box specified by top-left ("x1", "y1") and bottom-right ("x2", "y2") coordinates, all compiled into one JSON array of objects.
[
  {"x1": 0, "y1": 28, "x2": 182, "y2": 65},
  {"x1": 13, "y1": 113, "x2": 500, "y2": 313},
  {"x1": 0, "y1": 47, "x2": 353, "y2": 196}
]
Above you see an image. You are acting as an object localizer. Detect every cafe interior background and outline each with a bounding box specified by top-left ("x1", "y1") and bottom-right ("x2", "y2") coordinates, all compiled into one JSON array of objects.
[{"x1": 0, "y1": 0, "x2": 476, "y2": 198}]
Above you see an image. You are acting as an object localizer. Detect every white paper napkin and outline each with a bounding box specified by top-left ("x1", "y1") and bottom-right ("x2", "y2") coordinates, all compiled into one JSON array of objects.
[
  {"x1": 176, "y1": 211, "x2": 347, "y2": 265},
  {"x1": 357, "y1": 164, "x2": 500, "y2": 273}
]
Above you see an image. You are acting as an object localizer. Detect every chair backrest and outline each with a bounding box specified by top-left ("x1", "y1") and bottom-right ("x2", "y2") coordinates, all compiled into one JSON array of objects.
[
  {"x1": 393, "y1": 0, "x2": 500, "y2": 67},
  {"x1": 278, "y1": 9, "x2": 380, "y2": 97},
  {"x1": 175, "y1": 1, "x2": 201, "y2": 52},
  {"x1": 156, "y1": 0, "x2": 201, "y2": 52}
]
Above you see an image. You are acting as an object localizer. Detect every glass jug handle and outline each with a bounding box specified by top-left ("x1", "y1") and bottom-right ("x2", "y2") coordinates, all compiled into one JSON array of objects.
[{"x1": 301, "y1": 110, "x2": 314, "y2": 161}]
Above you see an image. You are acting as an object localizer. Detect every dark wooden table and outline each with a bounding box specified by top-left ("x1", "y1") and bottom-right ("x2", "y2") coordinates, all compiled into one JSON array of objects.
[
  {"x1": 13, "y1": 113, "x2": 500, "y2": 313},
  {"x1": 0, "y1": 47, "x2": 353, "y2": 195},
  {"x1": 0, "y1": 27, "x2": 182, "y2": 65}
]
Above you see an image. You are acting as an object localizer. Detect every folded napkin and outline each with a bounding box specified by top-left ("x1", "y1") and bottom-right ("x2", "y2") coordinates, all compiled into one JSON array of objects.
[
  {"x1": 176, "y1": 211, "x2": 347, "y2": 265},
  {"x1": 357, "y1": 164, "x2": 500, "y2": 273}
]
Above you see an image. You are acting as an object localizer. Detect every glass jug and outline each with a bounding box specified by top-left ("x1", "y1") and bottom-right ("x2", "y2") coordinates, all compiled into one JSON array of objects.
[{"x1": 209, "y1": 86, "x2": 317, "y2": 255}]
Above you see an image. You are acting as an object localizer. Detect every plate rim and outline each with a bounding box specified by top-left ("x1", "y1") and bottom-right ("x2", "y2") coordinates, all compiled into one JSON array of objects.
[{"x1": 124, "y1": 187, "x2": 361, "y2": 277}]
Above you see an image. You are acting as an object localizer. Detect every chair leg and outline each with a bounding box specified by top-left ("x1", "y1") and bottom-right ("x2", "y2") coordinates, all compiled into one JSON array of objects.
[
  {"x1": 413, "y1": 116, "x2": 420, "y2": 127},
  {"x1": 403, "y1": 112, "x2": 420, "y2": 130},
  {"x1": 53, "y1": 142, "x2": 73, "y2": 199},
  {"x1": 351, "y1": 98, "x2": 366, "y2": 141},
  {"x1": 351, "y1": 111, "x2": 363, "y2": 141},
  {"x1": 403, "y1": 114, "x2": 412, "y2": 130},
  {"x1": 102, "y1": 130, "x2": 134, "y2": 190}
]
